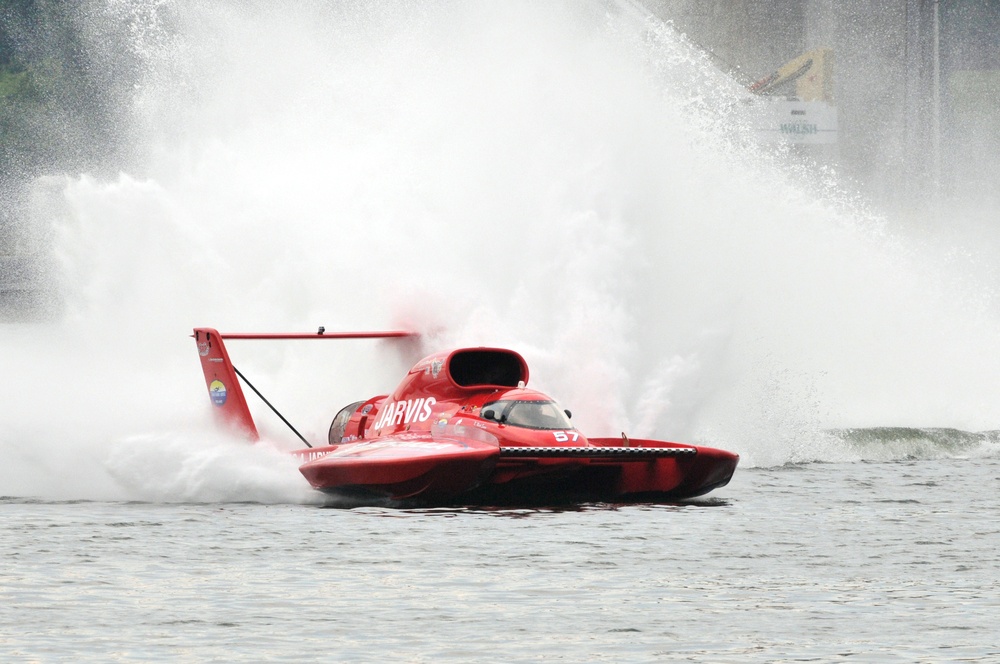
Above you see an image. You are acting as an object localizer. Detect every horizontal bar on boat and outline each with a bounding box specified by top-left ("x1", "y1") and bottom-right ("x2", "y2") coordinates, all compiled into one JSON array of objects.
[
  {"x1": 498, "y1": 446, "x2": 696, "y2": 458},
  {"x1": 218, "y1": 331, "x2": 417, "y2": 340}
]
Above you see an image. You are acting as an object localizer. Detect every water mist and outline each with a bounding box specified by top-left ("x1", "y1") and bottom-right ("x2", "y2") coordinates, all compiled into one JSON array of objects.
[{"x1": 3, "y1": 0, "x2": 1000, "y2": 502}]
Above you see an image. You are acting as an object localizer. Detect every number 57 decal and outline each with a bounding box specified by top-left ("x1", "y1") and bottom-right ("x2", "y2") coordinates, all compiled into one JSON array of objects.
[{"x1": 552, "y1": 431, "x2": 580, "y2": 442}]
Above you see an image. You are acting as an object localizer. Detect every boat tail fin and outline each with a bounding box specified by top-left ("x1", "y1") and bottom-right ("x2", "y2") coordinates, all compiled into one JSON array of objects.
[{"x1": 193, "y1": 327, "x2": 259, "y2": 441}]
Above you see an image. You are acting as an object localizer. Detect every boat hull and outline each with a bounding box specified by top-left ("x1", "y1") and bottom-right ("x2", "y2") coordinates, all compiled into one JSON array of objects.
[
  {"x1": 297, "y1": 435, "x2": 499, "y2": 501},
  {"x1": 296, "y1": 437, "x2": 738, "y2": 506}
]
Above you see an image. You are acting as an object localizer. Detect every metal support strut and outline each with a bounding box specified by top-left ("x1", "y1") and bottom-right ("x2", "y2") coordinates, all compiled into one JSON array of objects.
[{"x1": 232, "y1": 365, "x2": 313, "y2": 448}]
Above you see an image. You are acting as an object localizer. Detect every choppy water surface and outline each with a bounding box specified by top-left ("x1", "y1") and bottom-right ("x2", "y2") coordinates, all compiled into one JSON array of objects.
[{"x1": 4, "y1": 453, "x2": 999, "y2": 662}]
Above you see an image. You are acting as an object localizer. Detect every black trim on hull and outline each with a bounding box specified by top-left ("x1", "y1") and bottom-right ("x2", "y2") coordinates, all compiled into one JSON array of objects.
[{"x1": 499, "y1": 446, "x2": 697, "y2": 458}]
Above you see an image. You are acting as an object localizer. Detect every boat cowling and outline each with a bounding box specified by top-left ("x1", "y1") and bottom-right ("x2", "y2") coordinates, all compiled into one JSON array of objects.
[
  {"x1": 390, "y1": 348, "x2": 529, "y2": 402},
  {"x1": 327, "y1": 348, "x2": 530, "y2": 443}
]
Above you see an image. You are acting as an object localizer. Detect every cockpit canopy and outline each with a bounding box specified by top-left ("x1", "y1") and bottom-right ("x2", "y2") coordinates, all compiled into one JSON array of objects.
[{"x1": 481, "y1": 399, "x2": 573, "y2": 430}]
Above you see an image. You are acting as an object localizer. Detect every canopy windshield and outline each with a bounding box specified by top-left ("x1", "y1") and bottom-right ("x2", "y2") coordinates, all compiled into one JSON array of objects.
[{"x1": 482, "y1": 399, "x2": 572, "y2": 430}]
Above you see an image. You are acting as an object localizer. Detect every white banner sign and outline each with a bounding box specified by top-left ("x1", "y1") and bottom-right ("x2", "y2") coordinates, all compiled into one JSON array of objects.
[{"x1": 753, "y1": 100, "x2": 839, "y2": 145}]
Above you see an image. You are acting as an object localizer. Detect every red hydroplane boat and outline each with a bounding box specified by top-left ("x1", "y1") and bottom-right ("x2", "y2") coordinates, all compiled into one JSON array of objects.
[{"x1": 194, "y1": 327, "x2": 738, "y2": 505}]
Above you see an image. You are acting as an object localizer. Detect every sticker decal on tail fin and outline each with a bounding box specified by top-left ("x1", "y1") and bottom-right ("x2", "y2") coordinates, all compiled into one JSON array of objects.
[
  {"x1": 209, "y1": 379, "x2": 228, "y2": 406},
  {"x1": 193, "y1": 328, "x2": 259, "y2": 441}
]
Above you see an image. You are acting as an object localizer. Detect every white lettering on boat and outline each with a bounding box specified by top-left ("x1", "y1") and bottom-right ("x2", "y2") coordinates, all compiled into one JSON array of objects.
[
  {"x1": 299, "y1": 450, "x2": 331, "y2": 462},
  {"x1": 373, "y1": 397, "x2": 437, "y2": 429}
]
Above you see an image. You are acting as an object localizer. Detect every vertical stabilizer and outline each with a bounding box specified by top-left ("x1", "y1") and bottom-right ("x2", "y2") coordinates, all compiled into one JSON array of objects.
[{"x1": 193, "y1": 327, "x2": 259, "y2": 441}]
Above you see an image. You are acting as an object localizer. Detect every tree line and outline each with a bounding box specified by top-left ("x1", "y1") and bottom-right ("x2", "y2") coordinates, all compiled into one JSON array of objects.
[{"x1": 1, "y1": 0, "x2": 138, "y2": 185}]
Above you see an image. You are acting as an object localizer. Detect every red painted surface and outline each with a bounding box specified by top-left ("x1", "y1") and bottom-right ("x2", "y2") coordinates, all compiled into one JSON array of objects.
[
  {"x1": 194, "y1": 328, "x2": 260, "y2": 440},
  {"x1": 193, "y1": 328, "x2": 739, "y2": 505}
]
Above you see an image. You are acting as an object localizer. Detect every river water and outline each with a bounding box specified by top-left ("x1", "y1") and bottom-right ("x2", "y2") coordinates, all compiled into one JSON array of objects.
[
  {"x1": 3, "y1": 451, "x2": 1000, "y2": 662},
  {"x1": 4, "y1": 1, "x2": 1000, "y2": 660}
]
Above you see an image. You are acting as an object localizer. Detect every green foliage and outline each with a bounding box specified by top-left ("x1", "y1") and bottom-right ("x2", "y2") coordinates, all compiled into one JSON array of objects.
[
  {"x1": 0, "y1": 67, "x2": 33, "y2": 99},
  {"x1": 0, "y1": 2, "x2": 124, "y2": 182},
  {"x1": 0, "y1": 61, "x2": 48, "y2": 179}
]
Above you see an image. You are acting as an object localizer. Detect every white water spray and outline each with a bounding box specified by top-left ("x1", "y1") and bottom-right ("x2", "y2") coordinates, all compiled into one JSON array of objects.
[{"x1": 2, "y1": 0, "x2": 1000, "y2": 501}]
